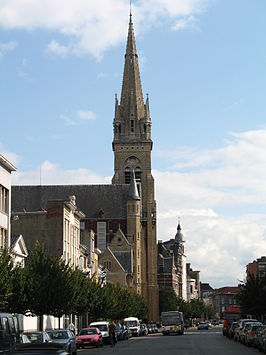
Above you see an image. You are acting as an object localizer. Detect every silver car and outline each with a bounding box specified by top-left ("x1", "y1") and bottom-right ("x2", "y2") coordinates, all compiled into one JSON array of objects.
[{"x1": 47, "y1": 330, "x2": 77, "y2": 355}]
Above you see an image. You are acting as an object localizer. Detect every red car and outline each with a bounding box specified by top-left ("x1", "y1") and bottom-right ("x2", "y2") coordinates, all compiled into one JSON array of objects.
[{"x1": 76, "y1": 327, "x2": 103, "y2": 348}]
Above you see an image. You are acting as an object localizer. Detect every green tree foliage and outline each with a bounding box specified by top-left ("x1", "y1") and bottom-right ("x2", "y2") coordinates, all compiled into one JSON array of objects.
[
  {"x1": 0, "y1": 248, "x2": 14, "y2": 311},
  {"x1": 0, "y1": 245, "x2": 150, "y2": 325},
  {"x1": 159, "y1": 287, "x2": 179, "y2": 313},
  {"x1": 159, "y1": 286, "x2": 215, "y2": 320},
  {"x1": 23, "y1": 242, "x2": 76, "y2": 329},
  {"x1": 237, "y1": 273, "x2": 266, "y2": 319}
]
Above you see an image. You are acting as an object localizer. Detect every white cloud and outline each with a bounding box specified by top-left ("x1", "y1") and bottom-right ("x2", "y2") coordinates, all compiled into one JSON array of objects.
[
  {"x1": 154, "y1": 128, "x2": 266, "y2": 287},
  {"x1": 60, "y1": 109, "x2": 96, "y2": 126},
  {"x1": 0, "y1": 41, "x2": 17, "y2": 57},
  {"x1": 46, "y1": 40, "x2": 70, "y2": 58},
  {"x1": 76, "y1": 110, "x2": 96, "y2": 121},
  {"x1": 0, "y1": 0, "x2": 210, "y2": 58},
  {"x1": 12, "y1": 160, "x2": 111, "y2": 185}
]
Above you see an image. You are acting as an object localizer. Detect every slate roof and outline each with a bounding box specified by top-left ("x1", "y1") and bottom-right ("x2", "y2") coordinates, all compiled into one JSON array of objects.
[
  {"x1": 12, "y1": 184, "x2": 132, "y2": 219},
  {"x1": 113, "y1": 251, "x2": 132, "y2": 274}
]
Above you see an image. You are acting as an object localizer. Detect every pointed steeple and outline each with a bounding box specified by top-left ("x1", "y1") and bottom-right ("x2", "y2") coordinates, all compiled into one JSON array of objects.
[
  {"x1": 120, "y1": 13, "x2": 145, "y2": 125},
  {"x1": 129, "y1": 169, "x2": 140, "y2": 200}
]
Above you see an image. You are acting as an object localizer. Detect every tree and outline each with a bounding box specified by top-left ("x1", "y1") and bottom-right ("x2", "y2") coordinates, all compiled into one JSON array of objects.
[
  {"x1": 0, "y1": 248, "x2": 14, "y2": 311},
  {"x1": 24, "y1": 242, "x2": 74, "y2": 330},
  {"x1": 159, "y1": 287, "x2": 179, "y2": 314},
  {"x1": 237, "y1": 273, "x2": 266, "y2": 320}
]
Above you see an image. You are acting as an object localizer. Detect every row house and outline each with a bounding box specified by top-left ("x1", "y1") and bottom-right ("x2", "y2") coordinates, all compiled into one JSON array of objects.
[{"x1": 0, "y1": 154, "x2": 16, "y2": 248}]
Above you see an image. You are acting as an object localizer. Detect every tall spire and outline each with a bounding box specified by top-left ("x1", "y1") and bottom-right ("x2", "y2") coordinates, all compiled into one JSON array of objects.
[{"x1": 120, "y1": 13, "x2": 145, "y2": 124}]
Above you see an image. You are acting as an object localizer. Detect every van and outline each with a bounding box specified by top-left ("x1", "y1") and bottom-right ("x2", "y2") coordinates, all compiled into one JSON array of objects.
[
  {"x1": 89, "y1": 321, "x2": 109, "y2": 344},
  {"x1": 124, "y1": 317, "x2": 140, "y2": 336},
  {"x1": 0, "y1": 313, "x2": 19, "y2": 353}
]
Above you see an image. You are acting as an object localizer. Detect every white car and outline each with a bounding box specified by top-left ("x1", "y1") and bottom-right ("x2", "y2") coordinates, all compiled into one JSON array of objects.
[{"x1": 89, "y1": 321, "x2": 109, "y2": 344}]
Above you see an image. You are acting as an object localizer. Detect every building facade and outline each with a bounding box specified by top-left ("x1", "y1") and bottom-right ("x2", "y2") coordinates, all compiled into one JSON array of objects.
[
  {"x1": 159, "y1": 223, "x2": 187, "y2": 301},
  {"x1": 0, "y1": 154, "x2": 16, "y2": 248},
  {"x1": 11, "y1": 196, "x2": 85, "y2": 269},
  {"x1": 246, "y1": 256, "x2": 266, "y2": 280}
]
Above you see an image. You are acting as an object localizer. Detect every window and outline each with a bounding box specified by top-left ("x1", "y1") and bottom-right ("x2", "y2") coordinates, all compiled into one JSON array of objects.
[
  {"x1": 104, "y1": 260, "x2": 111, "y2": 270},
  {"x1": 0, "y1": 228, "x2": 8, "y2": 248},
  {"x1": 131, "y1": 120, "x2": 134, "y2": 133},
  {"x1": 97, "y1": 222, "x2": 106, "y2": 252},
  {"x1": 125, "y1": 168, "x2": 131, "y2": 184},
  {"x1": 0, "y1": 185, "x2": 8, "y2": 214}
]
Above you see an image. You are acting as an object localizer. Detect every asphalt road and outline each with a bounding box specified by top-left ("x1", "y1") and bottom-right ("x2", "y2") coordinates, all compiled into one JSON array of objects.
[{"x1": 78, "y1": 326, "x2": 259, "y2": 355}]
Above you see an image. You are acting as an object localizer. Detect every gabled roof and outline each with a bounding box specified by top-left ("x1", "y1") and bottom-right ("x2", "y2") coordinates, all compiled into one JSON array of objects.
[
  {"x1": 12, "y1": 184, "x2": 132, "y2": 219},
  {"x1": 215, "y1": 286, "x2": 239, "y2": 295},
  {"x1": 100, "y1": 247, "x2": 126, "y2": 272},
  {"x1": 11, "y1": 234, "x2": 28, "y2": 258},
  {"x1": 0, "y1": 154, "x2": 16, "y2": 172}
]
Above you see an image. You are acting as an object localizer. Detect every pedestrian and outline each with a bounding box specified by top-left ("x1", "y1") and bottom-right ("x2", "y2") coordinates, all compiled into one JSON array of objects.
[
  {"x1": 108, "y1": 320, "x2": 116, "y2": 347},
  {"x1": 68, "y1": 322, "x2": 75, "y2": 335}
]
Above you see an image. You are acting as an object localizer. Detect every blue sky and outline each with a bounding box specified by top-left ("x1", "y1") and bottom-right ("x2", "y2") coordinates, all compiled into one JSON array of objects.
[{"x1": 1, "y1": 0, "x2": 266, "y2": 288}]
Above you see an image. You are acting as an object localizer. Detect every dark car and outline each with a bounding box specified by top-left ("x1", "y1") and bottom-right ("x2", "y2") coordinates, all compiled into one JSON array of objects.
[
  {"x1": 46, "y1": 330, "x2": 76, "y2": 355},
  {"x1": 76, "y1": 327, "x2": 103, "y2": 348},
  {"x1": 15, "y1": 342, "x2": 68, "y2": 354},
  {"x1": 23, "y1": 332, "x2": 52, "y2": 344},
  {"x1": 151, "y1": 324, "x2": 158, "y2": 333},
  {"x1": 198, "y1": 321, "x2": 209, "y2": 330},
  {"x1": 243, "y1": 322, "x2": 263, "y2": 346},
  {"x1": 0, "y1": 312, "x2": 20, "y2": 353},
  {"x1": 140, "y1": 324, "x2": 148, "y2": 336},
  {"x1": 228, "y1": 322, "x2": 238, "y2": 339},
  {"x1": 254, "y1": 326, "x2": 266, "y2": 352}
]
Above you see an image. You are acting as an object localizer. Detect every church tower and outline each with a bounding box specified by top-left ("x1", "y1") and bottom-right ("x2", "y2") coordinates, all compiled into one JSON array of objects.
[{"x1": 112, "y1": 13, "x2": 159, "y2": 321}]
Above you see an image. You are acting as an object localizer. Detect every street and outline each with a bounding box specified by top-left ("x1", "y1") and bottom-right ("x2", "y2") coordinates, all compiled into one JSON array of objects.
[{"x1": 77, "y1": 327, "x2": 259, "y2": 355}]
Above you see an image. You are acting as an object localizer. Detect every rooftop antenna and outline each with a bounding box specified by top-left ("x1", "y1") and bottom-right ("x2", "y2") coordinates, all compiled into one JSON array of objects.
[
  {"x1": 40, "y1": 165, "x2": 42, "y2": 185},
  {"x1": 130, "y1": 0, "x2": 132, "y2": 15}
]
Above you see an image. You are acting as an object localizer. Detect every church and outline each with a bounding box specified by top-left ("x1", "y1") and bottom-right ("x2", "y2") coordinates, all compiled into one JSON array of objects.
[{"x1": 12, "y1": 13, "x2": 159, "y2": 322}]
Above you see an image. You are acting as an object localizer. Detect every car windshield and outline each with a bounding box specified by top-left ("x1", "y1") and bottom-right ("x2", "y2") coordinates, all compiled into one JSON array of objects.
[
  {"x1": 80, "y1": 329, "x2": 97, "y2": 335},
  {"x1": 125, "y1": 321, "x2": 137, "y2": 327},
  {"x1": 48, "y1": 331, "x2": 68, "y2": 339},
  {"x1": 25, "y1": 333, "x2": 43, "y2": 343},
  {"x1": 93, "y1": 325, "x2": 107, "y2": 332}
]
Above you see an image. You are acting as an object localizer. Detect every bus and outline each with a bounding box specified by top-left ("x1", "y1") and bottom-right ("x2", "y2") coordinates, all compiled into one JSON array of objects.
[{"x1": 161, "y1": 311, "x2": 184, "y2": 335}]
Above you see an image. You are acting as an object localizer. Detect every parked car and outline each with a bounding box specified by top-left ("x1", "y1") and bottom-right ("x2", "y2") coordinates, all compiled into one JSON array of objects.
[
  {"x1": 228, "y1": 322, "x2": 238, "y2": 339},
  {"x1": 151, "y1": 324, "x2": 158, "y2": 333},
  {"x1": 0, "y1": 312, "x2": 20, "y2": 353},
  {"x1": 198, "y1": 321, "x2": 209, "y2": 330},
  {"x1": 243, "y1": 322, "x2": 263, "y2": 347},
  {"x1": 23, "y1": 331, "x2": 52, "y2": 344},
  {"x1": 89, "y1": 321, "x2": 109, "y2": 344},
  {"x1": 46, "y1": 329, "x2": 76, "y2": 355},
  {"x1": 76, "y1": 327, "x2": 103, "y2": 349},
  {"x1": 124, "y1": 325, "x2": 132, "y2": 338},
  {"x1": 140, "y1": 324, "x2": 148, "y2": 336},
  {"x1": 147, "y1": 324, "x2": 153, "y2": 334},
  {"x1": 233, "y1": 319, "x2": 258, "y2": 342},
  {"x1": 15, "y1": 342, "x2": 68, "y2": 354},
  {"x1": 254, "y1": 326, "x2": 266, "y2": 352},
  {"x1": 19, "y1": 334, "x2": 31, "y2": 344}
]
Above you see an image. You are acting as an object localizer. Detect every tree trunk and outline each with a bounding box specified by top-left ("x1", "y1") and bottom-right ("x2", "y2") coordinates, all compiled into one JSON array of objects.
[
  {"x1": 39, "y1": 315, "x2": 43, "y2": 331},
  {"x1": 58, "y1": 317, "x2": 61, "y2": 329}
]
